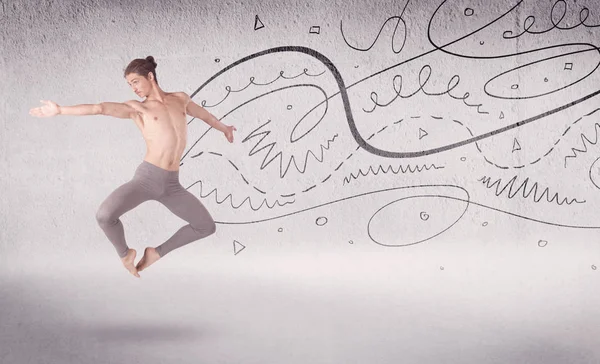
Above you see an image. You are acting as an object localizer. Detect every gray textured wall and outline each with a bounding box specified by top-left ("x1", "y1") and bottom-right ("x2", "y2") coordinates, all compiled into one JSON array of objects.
[{"x1": 2, "y1": 0, "x2": 600, "y2": 363}]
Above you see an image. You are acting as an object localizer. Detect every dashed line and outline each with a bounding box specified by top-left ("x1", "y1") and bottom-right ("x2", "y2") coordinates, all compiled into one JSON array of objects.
[
  {"x1": 253, "y1": 186, "x2": 266, "y2": 194},
  {"x1": 302, "y1": 184, "x2": 317, "y2": 193},
  {"x1": 228, "y1": 159, "x2": 239, "y2": 171}
]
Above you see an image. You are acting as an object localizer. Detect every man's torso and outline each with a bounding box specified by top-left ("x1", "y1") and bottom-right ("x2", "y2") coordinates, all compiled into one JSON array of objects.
[{"x1": 131, "y1": 92, "x2": 188, "y2": 171}]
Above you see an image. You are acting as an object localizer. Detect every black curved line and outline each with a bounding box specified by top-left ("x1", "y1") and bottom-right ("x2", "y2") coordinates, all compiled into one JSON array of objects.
[
  {"x1": 483, "y1": 47, "x2": 600, "y2": 100},
  {"x1": 190, "y1": 44, "x2": 600, "y2": 158}
]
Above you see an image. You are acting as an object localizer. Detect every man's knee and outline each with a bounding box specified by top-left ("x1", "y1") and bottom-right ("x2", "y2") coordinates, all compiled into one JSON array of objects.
[
  {"x1": 192, "y1": 219, "x2": 216, "y2": 236},
  {"x1": 95, "y1": 207, "x2": 115, "y2": 227}
]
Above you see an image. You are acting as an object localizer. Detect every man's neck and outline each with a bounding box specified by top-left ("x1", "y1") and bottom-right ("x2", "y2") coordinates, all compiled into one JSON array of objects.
[{"x1": 146, "y1": 86, "x2": 167, "y2": 103}]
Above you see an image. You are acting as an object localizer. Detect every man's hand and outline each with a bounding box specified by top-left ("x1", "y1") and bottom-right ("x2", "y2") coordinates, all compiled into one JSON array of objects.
[
  {"x1": 29, "y1": 100, "x2": 60, "y2": 117},
  {"x1": 224, "y1": 125, "x2": 237, "y2": 143}
]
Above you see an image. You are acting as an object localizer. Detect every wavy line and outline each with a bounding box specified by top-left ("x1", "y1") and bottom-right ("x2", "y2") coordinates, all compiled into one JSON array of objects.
[
  {"x1": 212, "y1": 183, "x2": 600, "y2": 229},
  {"x1": 190, "y1": 45, "x2": 600, "y2": 158},
  {"x1": 343, "y1": 164, "x2": 444, "y2": 185},
  {"x1": 201, "y1": 68, "x2": 326, "y2": 108},
  {"x1": 340, "y1": 14, "x2": 407, "y2": 54},
  {"x1": 186, "y1": 180, "x2": 295, "y2": 211},
  {"x1": 478, "y1": 175, "x2": 585, "y2": 205}
]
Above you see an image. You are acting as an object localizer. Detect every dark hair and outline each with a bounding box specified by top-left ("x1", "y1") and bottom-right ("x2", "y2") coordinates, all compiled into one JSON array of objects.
[{"x1": 124, "y1": 56, "x2": 158, "y2": 84}]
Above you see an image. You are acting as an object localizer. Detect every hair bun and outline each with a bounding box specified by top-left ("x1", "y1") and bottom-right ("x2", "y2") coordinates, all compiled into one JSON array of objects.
[{"x1": 145, "y1": 56, "x2": 157, "y2": 68}]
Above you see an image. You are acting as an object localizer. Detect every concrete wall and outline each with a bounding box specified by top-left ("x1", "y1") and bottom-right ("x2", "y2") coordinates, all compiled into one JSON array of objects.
[
  {"x1": 4, "y1": 0, "x2": 600, "y2": 263},
  {"x1": 3, "y1": 0, "x2": 600, "y2": 362}
]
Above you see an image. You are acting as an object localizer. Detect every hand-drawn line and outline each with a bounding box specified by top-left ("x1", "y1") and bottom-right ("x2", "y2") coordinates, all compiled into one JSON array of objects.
[
  {"x1": 233, "y1": 240, "x2": 246, "y2": 255},
  {"x1": 343, "y1": 164, "x2": 444, "y2": 185},
  {"x1": 361, "y1": 64, "x2": 489, "y2": 115},
  {"x1": 588, "y1": 156, "x2": 600, "y2": 190},
  {"x1": 483, "y1": 47, "x2": 600, "y2": 100},
  {"x1": 502, "y1": 0, "x2": 600, "y2": 40},
  {"x1": 254, "y1": 15, "x2": 264, "y2": 31},
  {"x1": 450, "y1": 110, "x2": 600, "y2": 170},
  {"x1": 477, "y1": 175, "x2": 585, "y2": 205},
  {"x1": 185, "y1": 179, "x2": 295, "y2": 211},
  {"x1": 340, "y1": 14, "x2": 407, "y2": 54},
  {"x1": 188, "y1": 3, "x2": 600, "y2": 159},
  {"x1": 198, "y1": 130, "x2": 338, "y2": 199},
  {"x1": 200, "y1": 68, "x2": 326, "y2": 108},
  {"x1": 428, "y1": 2, "x2": 600, "y2": 101},
  {"x1": 512, "y1": 138, "x2": 521, "y2": 152},
  {"x1": 211, "y1": 183, "x2": 600, "y2": 231},
  {"x1": 564, "y1": 108, "x2": 600, "y2": 167},
  {"x1": 243, "y1": 118, "x2": 339, "y2": 178},
  {"x1": 315, "y1": 216, "x2": 328, "y2": 226},
  {"x1": 367, "y1": 191, "x2": 470, "y2": 247}
]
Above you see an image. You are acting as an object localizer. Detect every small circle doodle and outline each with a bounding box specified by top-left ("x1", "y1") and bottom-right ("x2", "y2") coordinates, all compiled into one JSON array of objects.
[
  {"x1": 537, "y1": 239, "x2": 548, "y2": 247},
  {"x1": 511, "y1": 84, "x2": 519, "y2": 89},
  {"x1": 215, "y1": 58, "x2": 220, "y2": 63},
  {"x1": 287, "y1": 105, "x2": 293, "y2": 110},
  {"x1": 464, "y1": 8, "x2": 474, "y2": 16},
  {"x1": 460, "y1": 157, "x2": 466, "y2": 161},
  {"x1": 278, "y1": 227, "x2": 283, "y2": 232},
  {"x1": 316, "y1": 216, "x2": 328, "y2": 226},
  {"x1": 482, "y1": 221, "x2": 488, "y2": 226}
]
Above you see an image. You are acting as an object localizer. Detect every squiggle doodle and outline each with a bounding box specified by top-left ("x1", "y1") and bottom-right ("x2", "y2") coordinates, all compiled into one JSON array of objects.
[
  {"x1": 363, "y1": 64, "x2": 489, "y2": 114},
  {"x1": 340, "y1": 13, "x2": 408, "y2": 54},
  {"x1": 564, "y1": 108, "x2": 600, "y2": 167},
  {"x1": 185, "y1": 179, "x2": 295, "y2": 211},
  {"x1": 343, "y1": 164, "x2": 444, "y2": 185},
  {"x1": 477, "y1": 175, "x2": 585, "y2": 205},
  {"x1": 502, "y1": 0, "x2": 600, "y2": 40},
  {"x1": 199, "y1": 68, "x2": 326, "y2": 109},
  {"x1": 243, "y1": 120, "x2": 338, "y2": 178}
]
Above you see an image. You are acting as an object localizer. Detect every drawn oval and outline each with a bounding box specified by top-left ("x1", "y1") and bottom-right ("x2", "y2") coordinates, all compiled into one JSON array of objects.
[
  {"x1": 367, "y1": 193, "x2": 469, "y2": 247},
  {"x1": 484, "y1": 48, "x2": 600, "y2": 100},
  {"x1": 588, "y1": 156, "x2": 600, "y2": 190},
  {"x1": 428, "y1": 0, "x2": 521, "y2": 56}
]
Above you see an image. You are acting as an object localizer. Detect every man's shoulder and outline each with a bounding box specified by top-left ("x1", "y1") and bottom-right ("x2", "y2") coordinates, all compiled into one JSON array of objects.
[{"x1": 168, "y1": 91, "x2": 190, "y2": 100}]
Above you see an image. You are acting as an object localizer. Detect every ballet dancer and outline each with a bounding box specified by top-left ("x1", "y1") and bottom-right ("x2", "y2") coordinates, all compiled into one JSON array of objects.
[{"x1": 29, "y1": 56, "x2": 236, "y2": 278}]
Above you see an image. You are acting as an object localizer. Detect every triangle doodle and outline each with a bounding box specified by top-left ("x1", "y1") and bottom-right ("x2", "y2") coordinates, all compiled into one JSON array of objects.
[
  {"x1": 418, "y1": 128, "x2": 428, "y2": 140},
  {"x1": 254, "y1": 15, "x2": 265, "y2": 30},
  {"x1": 512, "y1": 138, "x2": 521, "y2": 152},
  {"x1": 233, "y1": 240, "x2": 246, "y2": 255},
  {"x1": 499, "y1": 111, "x2": 504, "y2": 119}
]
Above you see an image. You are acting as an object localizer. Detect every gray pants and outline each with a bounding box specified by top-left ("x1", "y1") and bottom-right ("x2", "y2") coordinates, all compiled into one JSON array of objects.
[{"x1": 96, "y1": 161, "x2": 216, "y2": 258}]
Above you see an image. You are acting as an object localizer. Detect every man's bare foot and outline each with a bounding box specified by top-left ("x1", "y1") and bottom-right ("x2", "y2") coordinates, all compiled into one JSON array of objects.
[
  {"x1": 121, "y1": 249, "x2": 140, "y2": 278},
  {"x1": 136, "y1": 247, "x2": 161, "y2": 272}
]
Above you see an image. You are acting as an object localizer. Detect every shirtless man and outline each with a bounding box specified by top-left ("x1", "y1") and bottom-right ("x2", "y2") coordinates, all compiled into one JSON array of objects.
[{"x1": 29, "y1": 56, "x2": 236, "y2": 278}]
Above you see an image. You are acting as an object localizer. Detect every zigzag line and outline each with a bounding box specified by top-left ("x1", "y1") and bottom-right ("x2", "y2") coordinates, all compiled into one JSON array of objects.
[
  {"x1": 243, "y1": 119, "x2": 339, "y2": 178},
  {"x1": 186, "y1": 180, "x2": 295, "y2": 211},
  {"x1": 343, "y1": 163, "x2": 444, "y2": 185},
  {"x1": 477, "y1": 175, "x2": 585, "y2": 206},
  {"x1": 564, "y1": 117, "x2": 600, "y2": 167}
]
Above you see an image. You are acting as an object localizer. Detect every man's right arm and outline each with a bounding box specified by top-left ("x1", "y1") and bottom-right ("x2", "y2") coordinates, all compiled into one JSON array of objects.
[{"x1": 58, "y1": 102, "x2": 136, "y2": 119}]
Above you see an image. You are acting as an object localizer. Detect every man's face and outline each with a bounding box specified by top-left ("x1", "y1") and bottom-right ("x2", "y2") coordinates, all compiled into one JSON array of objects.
[{"x1": 125, "y1": 73, "x2": 151, "y2": 98}]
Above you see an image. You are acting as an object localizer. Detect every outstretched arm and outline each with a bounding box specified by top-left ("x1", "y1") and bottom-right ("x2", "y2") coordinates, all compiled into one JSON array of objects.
[
  {"x1": 181, "y1": 93, "x2": 237, "y2": 143},
  {"x1": 29, "y1": 100, "x2": 137, "y2": 119}
]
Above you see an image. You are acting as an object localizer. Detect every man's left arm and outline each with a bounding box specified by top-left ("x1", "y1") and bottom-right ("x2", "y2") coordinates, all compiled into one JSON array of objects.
[
  {"x1": 180, "y1": 92, "x2": 228, "y2": 132},
  {"x1": 179, "y1": 92, "x2": 236, "y2": 142}
]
